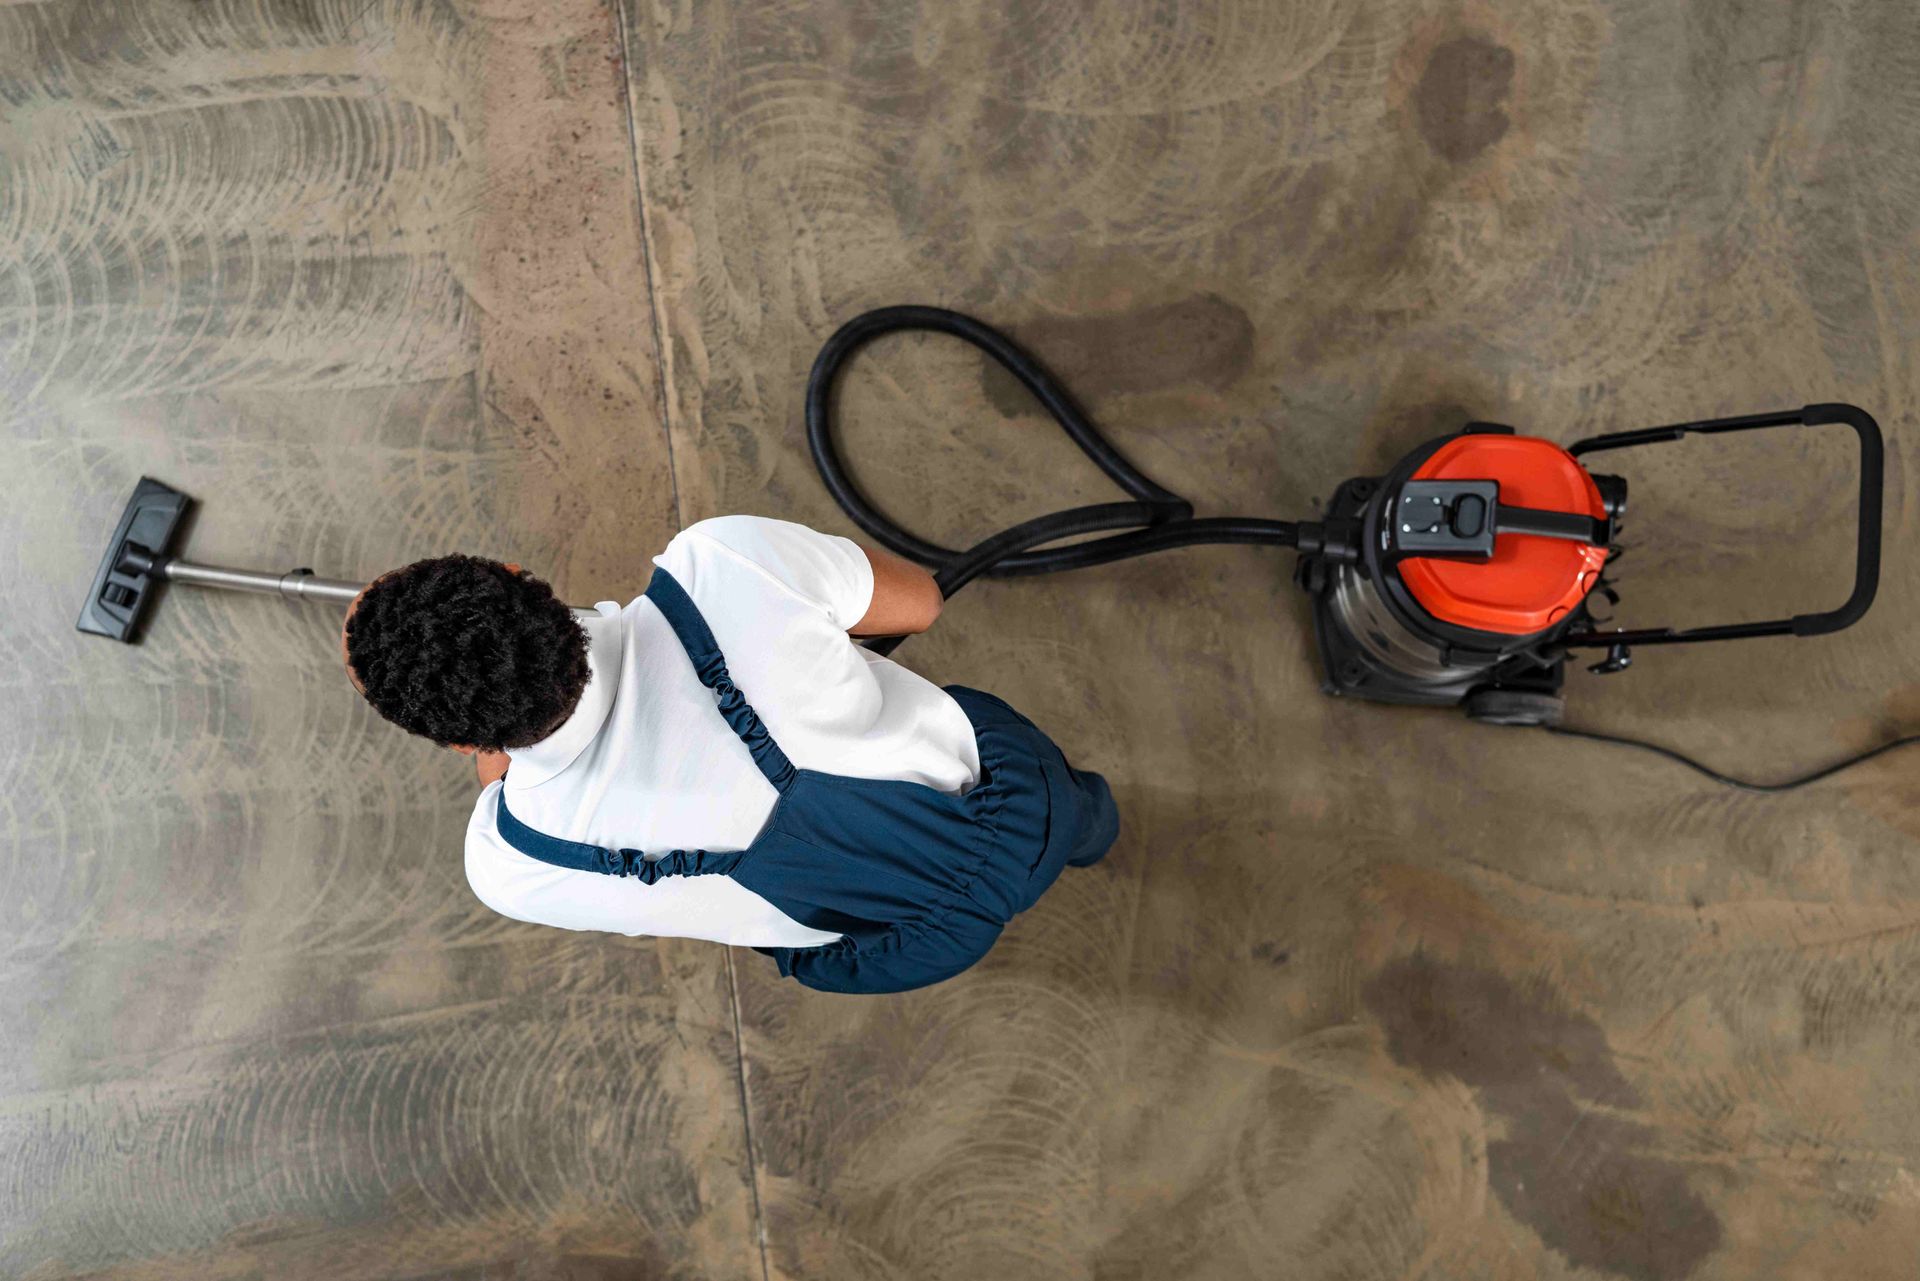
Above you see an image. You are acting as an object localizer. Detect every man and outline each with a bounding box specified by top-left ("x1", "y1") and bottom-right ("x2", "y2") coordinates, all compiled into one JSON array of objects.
[{"x1": 341, "y1": 516, "x2": 1118, "y2": 994}]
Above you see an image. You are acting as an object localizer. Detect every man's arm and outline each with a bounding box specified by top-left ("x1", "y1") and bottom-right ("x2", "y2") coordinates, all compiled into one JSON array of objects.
[
  {"x1": 662, "y1": 517, "x2": 942, "y2": 638},
  {"x1": 850, "y1": 545, "x2": 942, "y2": 637}
]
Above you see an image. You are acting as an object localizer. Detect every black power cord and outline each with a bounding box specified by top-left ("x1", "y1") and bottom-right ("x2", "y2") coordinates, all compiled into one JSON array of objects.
[
  {"x1": 805, "y1": 304, "x2": 1909, "y2": 793},
  {"x1": 1541, "y1": 725, "x2": 1920, "y2": 794}
]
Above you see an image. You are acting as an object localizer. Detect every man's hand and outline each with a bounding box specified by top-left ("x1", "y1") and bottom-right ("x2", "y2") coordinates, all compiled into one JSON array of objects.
[{"x1": 474, "y1": 750, "x2": 511, "y2": 788}]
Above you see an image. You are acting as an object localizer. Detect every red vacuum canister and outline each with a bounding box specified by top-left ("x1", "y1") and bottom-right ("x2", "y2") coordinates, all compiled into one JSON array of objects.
[
  {"x1": 1398, "y1": 433, "x2": 1613, "y2": 637},
  {"x1": 1294, "y1": 406, "x2": 1883, "y2": 726}
]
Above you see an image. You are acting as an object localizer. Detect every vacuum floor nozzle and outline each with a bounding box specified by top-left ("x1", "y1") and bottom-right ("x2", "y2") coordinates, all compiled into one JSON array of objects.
[
  {"x1": 77, "y1": 477, "x2": 193, "y2": 644},
  {"x1": 77, "y1": 477, "x2": 593, "y2": 639}
]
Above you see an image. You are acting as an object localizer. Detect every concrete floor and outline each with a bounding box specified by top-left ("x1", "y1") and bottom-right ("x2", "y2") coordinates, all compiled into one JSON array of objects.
[{"x1": 4, "y1": 1, "x2": 1918, "y2": 1277}]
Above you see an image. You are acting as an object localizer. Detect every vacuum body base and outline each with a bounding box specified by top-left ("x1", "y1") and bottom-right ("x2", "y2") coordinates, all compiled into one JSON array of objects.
[{"x1": 1297, "y1": 476, "x2": 1573, "y2": 725}]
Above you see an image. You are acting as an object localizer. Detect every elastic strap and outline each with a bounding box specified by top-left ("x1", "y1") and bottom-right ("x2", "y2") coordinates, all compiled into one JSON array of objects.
[
  {"x1": 494, "y1": 790, "x2": 745, "y2": 881},
  {"x1": 645, "y1": 567, "x2": 797, "y2": 790}
]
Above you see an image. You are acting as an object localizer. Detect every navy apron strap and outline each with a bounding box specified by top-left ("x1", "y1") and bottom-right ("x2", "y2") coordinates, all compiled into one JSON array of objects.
[
  {"x1": 645, "y1": 567, "x2": 797, "y2": 791},
  {"x1": 493, "y1": 791, "x2": 745, "y2": 883}
]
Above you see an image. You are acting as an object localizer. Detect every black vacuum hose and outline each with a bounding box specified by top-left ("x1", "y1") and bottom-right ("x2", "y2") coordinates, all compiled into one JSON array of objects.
[{"x1": 804, "y1": 306, "x2": 1301, "y2": 653}]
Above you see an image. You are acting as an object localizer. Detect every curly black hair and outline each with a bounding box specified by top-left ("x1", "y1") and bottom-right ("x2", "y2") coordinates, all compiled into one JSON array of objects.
[{"x1": 344, "y1": 555, "x2": 590, "y2": 751}]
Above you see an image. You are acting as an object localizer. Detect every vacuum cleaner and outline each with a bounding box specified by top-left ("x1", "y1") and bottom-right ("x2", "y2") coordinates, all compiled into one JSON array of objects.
[
  {"x1": 803, "y1": 309, "x2": 1883, "y2": 729},
  {"x1": 80, "y1": 306, "x2": 1895, "y2": 787}
]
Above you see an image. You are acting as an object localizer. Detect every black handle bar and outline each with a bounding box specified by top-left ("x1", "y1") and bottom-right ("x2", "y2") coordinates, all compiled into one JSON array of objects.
[{"x1": 1561, "y1": 403, "x2": 1883, "y2": 648}]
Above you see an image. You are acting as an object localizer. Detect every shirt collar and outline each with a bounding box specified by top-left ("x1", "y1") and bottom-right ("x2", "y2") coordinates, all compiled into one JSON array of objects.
[{"x1": 504, "y1": 602, "x2": 623, "y2": 789}]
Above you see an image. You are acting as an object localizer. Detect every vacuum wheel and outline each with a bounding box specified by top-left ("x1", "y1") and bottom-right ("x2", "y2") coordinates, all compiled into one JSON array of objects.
[{"x1": 1464, "y1": 688, "x2": 1565, "y2": 728}]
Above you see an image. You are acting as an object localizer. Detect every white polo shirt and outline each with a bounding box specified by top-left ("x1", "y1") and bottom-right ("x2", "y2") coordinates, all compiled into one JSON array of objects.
[{"x1": 463, "y1": 516, "x2": 983, "y2": 947}]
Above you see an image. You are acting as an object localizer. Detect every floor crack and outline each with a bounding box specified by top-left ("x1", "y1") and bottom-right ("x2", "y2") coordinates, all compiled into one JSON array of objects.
[
  {"x1": 608, "y1": 7, "x2": 762, "y2": 1277},
  {"x1": 723, "y1": 948, "x2": 774, "y2": 1281},
  {"x1": 611, "y1": 0, "x2": 685, "y2": 535}
]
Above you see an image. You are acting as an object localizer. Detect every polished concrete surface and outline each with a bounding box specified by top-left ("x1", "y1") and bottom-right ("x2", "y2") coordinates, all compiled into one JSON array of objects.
[{"x1": 4, "y1": 2, "x2": 1918, "y2": 1278}]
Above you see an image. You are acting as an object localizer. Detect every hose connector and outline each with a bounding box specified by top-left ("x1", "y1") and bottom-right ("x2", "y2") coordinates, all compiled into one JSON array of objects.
[{"x1": 1293, "y1": 519, "x2": 1362, "y2": 563}]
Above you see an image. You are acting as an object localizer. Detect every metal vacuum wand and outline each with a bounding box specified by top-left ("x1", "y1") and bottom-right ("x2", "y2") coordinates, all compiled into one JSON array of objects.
[
  {"x1": 144, "y1": 553, "x2": 594, "y2": 616},
  {"x1": 78, "y1": 476, "x2": 591, "y2": 644},
  {"x1": 118, "y1": 542, "x2": 364, "y2": 606}
]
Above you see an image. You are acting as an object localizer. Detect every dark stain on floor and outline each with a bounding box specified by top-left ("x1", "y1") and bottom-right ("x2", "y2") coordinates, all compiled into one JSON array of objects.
[
  {"x1": 1415, "y1": 35, "x2": 1516, "y2": 163},
  {"x1": 1365, "y1": 953, "x2": 1723, "y2": 1281},
  {"x1": 979, "y1": 294, "x2": 1256, "y2": 414},
  {"x1": 397, "y1": 1252, "x2": 670, "y2": 1281}
]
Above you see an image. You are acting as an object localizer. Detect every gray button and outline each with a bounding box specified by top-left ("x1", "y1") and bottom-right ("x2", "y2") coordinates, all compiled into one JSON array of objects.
[{"x1": 1451, "y1": 494, "x2": 1487, "y2": 538}]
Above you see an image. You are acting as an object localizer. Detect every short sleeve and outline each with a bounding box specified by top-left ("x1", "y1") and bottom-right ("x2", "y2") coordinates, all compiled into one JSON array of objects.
[{"x1": 659, "y1": 515, "x2": 875, "y2": 629}]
